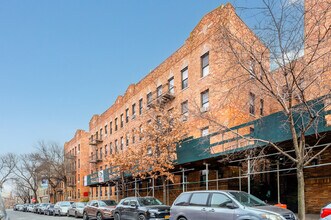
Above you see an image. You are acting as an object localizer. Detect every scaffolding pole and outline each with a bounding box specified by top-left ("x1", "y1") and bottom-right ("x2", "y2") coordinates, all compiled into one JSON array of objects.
[
  {"x1": 182, "y1": 168, "x2": 185, "y2": 192},
  {"x1": 239, "y1": 167, "x2": 242, "y2": 191},
  {"x1": 205, "y1": 163, "x2": 209, "y2": 190},
  {"x1": 116, "y1": 182, "x2": 119, "y2": 203},
  {"x1": 152, "y1": 178, "x2": 155, "y2": 197},
  {"x1": 247, "y1": 157, "x2": 251, "y2": 194},
  {"x1": 216, "y1": 170, "x2": 219, "y2": 190},
  {"x1": 108, "y1": 184, "x2": 110, "y2": 199},
  {"x1": 277, "y1": 161, "x2": 280, "y2": 204}
]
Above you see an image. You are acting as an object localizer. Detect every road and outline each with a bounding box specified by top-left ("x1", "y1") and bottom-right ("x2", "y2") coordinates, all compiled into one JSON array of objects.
[{"x1": 6, "y1": 210, "x2": 78, "y2": 220}]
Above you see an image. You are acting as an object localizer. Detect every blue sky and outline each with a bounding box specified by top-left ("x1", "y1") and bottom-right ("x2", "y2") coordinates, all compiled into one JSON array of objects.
[{"x1": 0, "y1": 0, "x2": 262, "y2": 154}]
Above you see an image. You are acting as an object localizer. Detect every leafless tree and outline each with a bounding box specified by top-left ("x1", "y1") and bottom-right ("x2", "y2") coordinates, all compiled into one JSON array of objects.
[
  {"x1": 14, "y1": 153, "x2": 40, "y2": 203},
  {"x1": 13, "y1": 179, "x2": 31, "y2": 204},
  {"x1": 0, "y1": 153, "x2": 17, "y2": 191},
  {"x1": 193, "y1": 1, "x2": 331, "y2": 219},
  {"x1": 36, "y1": 141, "x2": 74, "y2": 202}
]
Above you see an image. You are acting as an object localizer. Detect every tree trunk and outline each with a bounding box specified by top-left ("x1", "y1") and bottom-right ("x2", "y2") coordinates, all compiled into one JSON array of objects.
[
  {"x1": 162, "y1": 176, "x2": 166, "y2": 204},
  {"x1": 297, "y1": 166, "x2": 306, "y2": 220}
]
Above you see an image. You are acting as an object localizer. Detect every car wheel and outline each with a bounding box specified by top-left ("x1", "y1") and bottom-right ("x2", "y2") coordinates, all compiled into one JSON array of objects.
[
  {"x1": 97, "y1": 212, "x2": 103, "y2": 220},
  {"x1": 67, "y1": 211, "x2": 70, "y2": 217},
  {"x1": 178, "y1": 217, "x2": 187, "y2": 220},
  {"x1": 114, "y1": 213, "x2": 121, "y2": 220},
  {"x1": 83, "y1": 212, "x2": 89, "y2": 220},
  {"x1": 75, "y1": 212, "x2": 78, "y2": 218},
  {"x1": 138, "y1": 214, "x2": 146, "y2": 220}
]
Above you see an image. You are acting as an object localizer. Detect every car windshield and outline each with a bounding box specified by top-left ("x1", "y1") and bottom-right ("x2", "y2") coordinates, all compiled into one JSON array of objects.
[
  {"x1": 76, "y1": 203, "x2": 86, "y2": 208},
  {"x1": 100, "y1": 200, "x2": 116, "y2": 207},
  {"x1": 138, "y1": 197, "x2": 163, "y2": 206},
  {"x1": 229, "y1": 191, "x2": 266, "y2": 207},
  {"x1": 60, "y1": 202, "x2": 71, "y2": 207}
]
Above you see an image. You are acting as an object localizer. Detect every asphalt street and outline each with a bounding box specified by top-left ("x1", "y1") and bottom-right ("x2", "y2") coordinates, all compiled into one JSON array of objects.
[{"x1": 6, "y1": 210, "x2": 77, "y2": 220}]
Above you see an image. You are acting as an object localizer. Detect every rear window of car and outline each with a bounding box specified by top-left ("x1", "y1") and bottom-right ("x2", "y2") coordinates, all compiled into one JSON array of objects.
[
  {"x1": 174, "y1": 193, "x2": 191, "y2": 206},
  {"x1": 60, "y1": 202, "x2": 71, "y2": 207},
  {"x1": 189, "y1": 193, "x2": 209, "y2": 206}
]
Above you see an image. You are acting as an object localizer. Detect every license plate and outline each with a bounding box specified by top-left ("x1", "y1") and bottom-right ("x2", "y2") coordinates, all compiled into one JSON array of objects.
[{"x1": 165, "y1": 215, "x2": 170, "y2": 219}]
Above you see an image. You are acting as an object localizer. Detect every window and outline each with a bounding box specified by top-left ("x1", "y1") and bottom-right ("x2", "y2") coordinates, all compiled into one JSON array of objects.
[
  {"x1": 139, "y1": 125, "x2": 143, "y2": 140},
  {"x1": 201, "y1": 127, "x2": 209, "y2": 137},
  {"x1": 168, "y1": 77, "x2": 174, "y2": 94},
  {"x1": 78, "y1": 144, "x2": 80, "y2": 152},
  {"x1": 249, "y1": 92, "x2": 255, "y2": 115},
  {"x1": 260, "y1": 99, "x2": 264, "y2": 116},
  {"x1": 174, "y1": 193, "x2": 191, "y2": 206},
  {"x1": 120, "y1": 137, "x2": 124, "y2": 150},
  {"x1": 126, "y1": 133, "x2": 129, "y2": 146},
  {"x1": 105, "y1": 145, "x2": 108, "y2": 156},
  {"x1": 96, "y1": 149, "x2": 98, "y2": 159},
  {"x1": 157, "y1": 85, "x2": 162, "y2": 97},
  {"x1": 100, "y1": 147, "x2": 103, "y2": 159},
  {"x1": 132, "y1": 103, "x2": 136, "y2": 118},
  {"x1": 78, "y1": 189, "x2": 81, "y2": 199},
  {"x1": 201, "y1": 52, "x2": 209, "y2": 77},
  {"x1": 105, "y1": 125, "x2": 108, "y2": 135},
  {"x1": 181, "y1": 67, "x2": 188, "y2": 89},
  {"x1": 201, "y1": 90, "x2": 209, "y2": 110},
  {"x1": 249, "y1": 59, "x2": 256, "y2": 79},
  {"x1": 147, "y1": 92, "x2": 152, "y2": 105},
  {"x1": 181, "y1": 101, "x2": 188, "y2": 118},
  {"x1": 210, "y1": 193, "x2": 232, "y2": 208},
  {"x1": 115, "y1": 140, "x2": 118, "y2": 153},
  {"x1": 132, "y1": 132, "x2": 135, "y2": 144},
  {"x1": 110, "y1": 121, "x2": 113, "y2": 134},
  {"x1": 125, "y1": 108, "x2": 129, "y2": 123},
  {"x1": 115, "y1": 118, "x2": 118, "y2": 131},
  {"x1": 78, "y1": 159, "x2": 80, "y2": 168},
  {"x1": 139, "y1": 99, "x2": 143, "y2": 115},
  {"x1": 189, "y1": 193, "x2": 209, "y2": 206},
  {"x1": 100, "y1": 129, "x2": 103, "y2": 140},
  {"x1": 120, "y1": 114, "x2": 124, "y2": 128}
]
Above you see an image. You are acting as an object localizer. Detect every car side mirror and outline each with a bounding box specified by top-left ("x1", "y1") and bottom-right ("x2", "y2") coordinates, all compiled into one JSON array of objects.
[{"x1": 226, "y1": 202, "x2": 238, "y2": 209}]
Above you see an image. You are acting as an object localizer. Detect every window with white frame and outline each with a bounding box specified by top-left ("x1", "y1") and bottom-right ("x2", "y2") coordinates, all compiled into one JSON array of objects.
[
  {"x1": 132, "y1": 103, "x2": 136, "y2": 118},
  {"x1": 201, "y1": 89, "x2": 209, "y2": 110},
  {"x1": 201, "y1": 52, "x2": 209, "y2": 77},
  {"x1": 181, "y1": 101, "x2": 188, "y2": 120},
  {"x1": 249, "y1": 92, "x2": 255, "y2": 115},
  {"x1": 139, "y1": 99, "x2": 143, "y2": 115},
  {"x1": 147, "y1": 92, "x2": 152, "y2": 105},
  {"x1": 181, "y1": 67, "x2": 188, "y2": 89},
  {"x1": 157, "y1": 85, "x2": 162, "y2": 97},
  {"x1": 125, "y1": 108, "x2": 129, "y2": 123},
  {"x1": 168, "y1": 77, "x2": 174, "y2": 94},
  {"x1": 201, "y1": 127, "x2": 209, "y2": 137}
]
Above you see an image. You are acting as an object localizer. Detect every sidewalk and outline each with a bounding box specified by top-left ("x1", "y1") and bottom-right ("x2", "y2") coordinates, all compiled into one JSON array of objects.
[{"x1": 304, "y1": 214, "x2": 320, "y2": 220}]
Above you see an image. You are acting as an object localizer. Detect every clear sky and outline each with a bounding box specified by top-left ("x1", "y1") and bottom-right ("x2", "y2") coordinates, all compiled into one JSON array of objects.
[{"x1": 0, "y1": 0, "x2": 262, "y2": 154}]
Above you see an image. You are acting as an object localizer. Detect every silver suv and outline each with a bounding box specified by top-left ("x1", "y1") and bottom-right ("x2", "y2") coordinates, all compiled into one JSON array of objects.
[{"x1": 170, "y1": 190, "x2": 296, "y2": 220}]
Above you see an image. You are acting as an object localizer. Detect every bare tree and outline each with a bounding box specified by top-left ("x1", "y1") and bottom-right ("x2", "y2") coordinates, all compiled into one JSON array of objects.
[
  {"x1": 109, "y1": 104, "x2": 186, "y2": 202},
  {"x1": 194, "y1": 1, "x2": 331, "y2": 219},
  {"x1": 0, "y1": 153, "x2": 16, "y2": 191},
  {"x1": 14, "y1": 153, "x2": 40, "y2": 203},
  {"x1": 36, "y1": 141, "x2": 74, "y2": 202},
  {"x1": 13, "y1": 179, "x2": 31, "y2": 204}
]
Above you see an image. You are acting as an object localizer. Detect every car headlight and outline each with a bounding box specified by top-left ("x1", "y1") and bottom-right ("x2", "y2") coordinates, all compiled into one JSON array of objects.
[{"x1": 261, "y1": 213, "x2": 284, "y2": 220}]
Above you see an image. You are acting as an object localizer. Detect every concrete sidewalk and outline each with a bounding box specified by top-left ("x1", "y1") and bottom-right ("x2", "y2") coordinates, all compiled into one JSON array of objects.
[{"x1": 304, "y1": 214, "x2": 320, "y2": 220}]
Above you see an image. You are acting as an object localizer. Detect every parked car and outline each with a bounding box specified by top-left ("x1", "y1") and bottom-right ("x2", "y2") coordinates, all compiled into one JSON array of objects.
[
  {"x1": 320, "y1": 203, "x2": 331, "y2": 220},
  {"x1": 27, "y1": 204, "x2": 34, "y2": 212},
  {"x1": 114, "y1": 197, "x2": 170, "y2": 220},
  {"x1": 13, "y1": 204, "x2": 18, "y2": 211},
  {"x1": 54, "y1": 201, "x2": 74, "y2": 216},
  {"x1": 83, "y1": 200, "x2": 117, "y2": 220},
  {"x1": 170, "y1": 190, "x2": 297, "y2": 220},
  {"x1": 32, "y1": 204, "x2": 40, "y2": 213},
  {"x1": 17, "y1": 204, "x2": 24, "y2": 211},
  {"x1": 38, "y1": 203, "x2": 51, "y2": 214},
  {"x1": 44, "y1": 204, "x2": 55, "y2": 216},
  {"x1": 67, "y1": 202, "x2": 87, "y2": 218},
  {"x1": 22, "y1": 204, "x2": 29, "y2": 212}
]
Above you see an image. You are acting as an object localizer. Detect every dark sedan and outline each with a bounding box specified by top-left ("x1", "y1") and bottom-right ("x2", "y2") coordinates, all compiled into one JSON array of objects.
[{"x1": 114, "y1": 197, "x2": 170, "y2": 220}]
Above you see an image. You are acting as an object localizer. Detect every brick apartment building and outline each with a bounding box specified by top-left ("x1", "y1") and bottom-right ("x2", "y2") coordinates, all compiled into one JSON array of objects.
[{"x1": 63, "y1": 1, "x2": 331, "y2": 214}]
